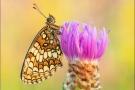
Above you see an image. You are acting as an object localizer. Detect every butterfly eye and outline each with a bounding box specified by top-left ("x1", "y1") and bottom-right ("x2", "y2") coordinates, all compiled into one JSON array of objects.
[{"x1": 47, "y1": 18, "x2": 53, "y2": 22}]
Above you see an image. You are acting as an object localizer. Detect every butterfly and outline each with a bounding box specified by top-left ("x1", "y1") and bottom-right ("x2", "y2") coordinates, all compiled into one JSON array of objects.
[{"x1": 20, "y1": 3, "x2": 63, "y2": 84}]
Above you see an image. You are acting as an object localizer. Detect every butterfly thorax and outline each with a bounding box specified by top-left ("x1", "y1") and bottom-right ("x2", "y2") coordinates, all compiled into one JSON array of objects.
[{"x1": 45, "y1": 15, "x2": 59, "y2": 30}]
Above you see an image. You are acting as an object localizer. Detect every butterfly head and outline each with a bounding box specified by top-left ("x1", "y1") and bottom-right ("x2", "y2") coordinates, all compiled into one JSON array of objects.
[{"x1": 46, "y1": 14, "x2": 55, "y2": 23}]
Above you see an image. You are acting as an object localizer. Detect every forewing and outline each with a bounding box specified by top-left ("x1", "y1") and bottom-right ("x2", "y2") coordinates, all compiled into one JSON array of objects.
[{"x1": 20, "y1": 26, "x2": 63, "y2": 84}]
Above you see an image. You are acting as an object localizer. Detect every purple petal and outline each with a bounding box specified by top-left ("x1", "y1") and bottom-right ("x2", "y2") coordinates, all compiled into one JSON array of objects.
[{"x1": 60, "y1": 21, "x2": 110, "y2": 61}]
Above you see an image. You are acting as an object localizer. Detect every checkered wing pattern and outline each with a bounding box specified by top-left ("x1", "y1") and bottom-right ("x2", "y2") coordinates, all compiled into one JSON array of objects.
[{"x1": 20, "y1": 26, "x2": 63, "y2": 84}]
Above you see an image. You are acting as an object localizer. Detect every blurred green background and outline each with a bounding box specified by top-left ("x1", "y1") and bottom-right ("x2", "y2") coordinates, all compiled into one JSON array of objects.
[{"x1": 1, "y1": 0, "x2": 134, "y2": 90}]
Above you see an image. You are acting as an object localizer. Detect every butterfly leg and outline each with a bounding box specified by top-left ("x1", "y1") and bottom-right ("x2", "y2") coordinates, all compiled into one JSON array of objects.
[
  {"x1": 53, "y1": 30, "x2": 66, "y2": 43},
  {"x1": 54, "y1": 30, "x2": 62, "y2": 35},
  {"x1": 50, "y1": 23, "x2": 63, "y2": 29}
]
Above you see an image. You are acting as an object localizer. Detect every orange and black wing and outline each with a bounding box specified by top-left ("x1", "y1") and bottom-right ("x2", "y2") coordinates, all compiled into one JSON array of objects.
[{"x1": 20, "y1": 26, "x2": 63, "y2": 84}]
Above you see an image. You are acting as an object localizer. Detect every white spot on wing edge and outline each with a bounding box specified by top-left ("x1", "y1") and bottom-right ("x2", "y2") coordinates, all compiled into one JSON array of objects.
[
  {"x1": 51, "y1": 69, "x2": 55, "y2": 75},
  {"x1": 30, "y1": 47, "x2": 36, "y2": 53},
  {"x1": 34, "y1": 42, "x2": 39, "y2": 47},
  {"x1": 33, "y1": 67, "x2": 38, "y2": 72},
  {"x1": 45, "y1": 72, "x2": 50, "y2": 78},
  {"x1": 44, "y1": 66, "x2": 49, "y2": 71},
  {"x1": 50, "y1": 65, "x2": 55, "y2": 70},
  {"x1": 39, "y1": 69, "x2": 44, "y2": 73},
  {"x1": 26, "y1": 58, "x2": 30, "y2": 63}
]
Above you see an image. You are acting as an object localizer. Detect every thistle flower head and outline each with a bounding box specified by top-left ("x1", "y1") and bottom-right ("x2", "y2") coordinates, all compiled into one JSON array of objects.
[
  {"x1": 61, "y1": 21, "x2": 110, "y2": 90},
  {"x1": 61, "y1": 21, "x2": 110, "y2": 62}
]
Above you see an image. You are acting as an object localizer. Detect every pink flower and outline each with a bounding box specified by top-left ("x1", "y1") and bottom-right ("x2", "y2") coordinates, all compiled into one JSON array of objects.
[{"x1": 61, "y1": 21, "x2": 110, "y2": 61}]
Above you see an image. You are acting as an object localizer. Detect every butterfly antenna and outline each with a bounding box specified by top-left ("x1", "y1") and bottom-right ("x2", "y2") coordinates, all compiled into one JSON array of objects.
[{"x1": 33, "y1": 3, "x2": 47, "y2": 18}]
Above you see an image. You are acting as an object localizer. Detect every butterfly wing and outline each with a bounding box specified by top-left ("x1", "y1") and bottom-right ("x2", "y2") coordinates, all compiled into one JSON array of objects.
[{"x1": 20, "y1": 26, "x2": 63, "y2": 84}]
